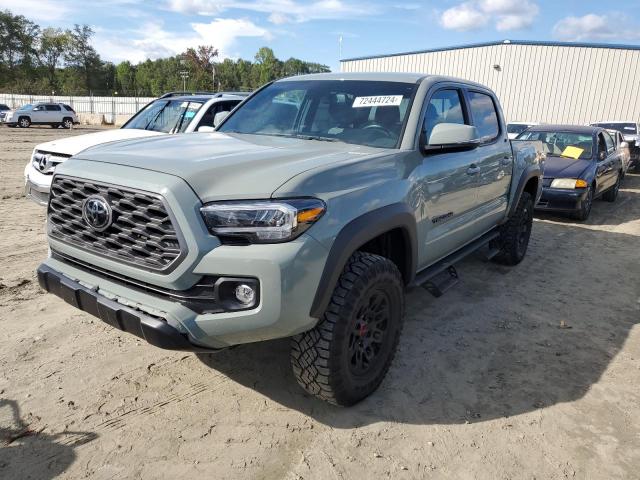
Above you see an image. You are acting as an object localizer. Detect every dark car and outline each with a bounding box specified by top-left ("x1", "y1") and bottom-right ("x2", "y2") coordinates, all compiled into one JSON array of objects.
[{"x1": 517, "y1": 125, "x2": 623, "y2": 220}]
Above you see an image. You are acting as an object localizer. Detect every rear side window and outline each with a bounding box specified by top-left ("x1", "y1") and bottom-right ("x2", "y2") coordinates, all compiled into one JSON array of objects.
[
  {"x1": 468, "y1": 91, "x2": 500, "y2": 140},
  {"x1": 63, "y1": 104, "x2": 75, "y2": 112},
  {"x1": 423, "y1": 89, "x2": 466, "y2": 142},
  {"x1": 45, "y1": 104, "x2": 61, "y2": 111}
]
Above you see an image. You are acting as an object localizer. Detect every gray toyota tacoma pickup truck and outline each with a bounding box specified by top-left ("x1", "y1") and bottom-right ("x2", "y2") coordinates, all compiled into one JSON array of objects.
[{"x1": 37, "y1": 73, "x2": 543, "y2": 406}]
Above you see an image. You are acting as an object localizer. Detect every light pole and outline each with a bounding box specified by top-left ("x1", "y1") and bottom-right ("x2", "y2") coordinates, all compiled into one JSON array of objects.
[
  {"x1": 212, "y1": 65, "x2": 216, "y2": 92},
  {"x1": 179, "y1": 71, "x2": 189, "y2": 92}
]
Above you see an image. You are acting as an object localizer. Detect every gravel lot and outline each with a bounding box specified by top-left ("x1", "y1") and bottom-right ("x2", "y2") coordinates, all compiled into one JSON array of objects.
[{"x1": 1, "y1": 125, "x2": 639, "y2": 480}]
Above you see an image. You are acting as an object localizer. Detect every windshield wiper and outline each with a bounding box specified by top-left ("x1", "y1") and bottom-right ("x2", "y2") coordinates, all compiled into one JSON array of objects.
[{"x1": 295, "y1": 134, "x2": 341, "y2": 142}]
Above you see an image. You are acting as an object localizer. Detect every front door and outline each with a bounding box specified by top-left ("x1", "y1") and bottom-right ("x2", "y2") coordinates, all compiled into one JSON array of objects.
[
  {"x1": 416, "y1": 86, "x2": 484, "y2": 268},
  {"x1": 595, "y1": 132, "x2": 617, "y2": 193}
]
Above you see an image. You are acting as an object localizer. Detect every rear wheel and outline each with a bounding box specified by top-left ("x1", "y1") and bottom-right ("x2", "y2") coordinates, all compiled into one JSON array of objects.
[
  {"x1": 574, "y1": 185, "x2": 593, "y2": 221},
  {"x1": 291, "y1": 252, "x2": 404, "y2": 406},
  {"x1": 493, "y1": 191, "x2": 533, "y2": 265},
  {"x1": 62, "y1": 117, "x2": 73, "y2": 129},
  {"x1": 18, "y1": 116, "x2": 31, "y2": 128},
  {"x1": 602, "y1": 174, "x2": 620, "y2": 202}
]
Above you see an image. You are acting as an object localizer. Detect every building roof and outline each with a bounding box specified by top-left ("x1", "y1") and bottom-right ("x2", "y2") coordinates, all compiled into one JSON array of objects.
[{"x1": 341, "y1": 39, "x2": 640, "y2": 63}]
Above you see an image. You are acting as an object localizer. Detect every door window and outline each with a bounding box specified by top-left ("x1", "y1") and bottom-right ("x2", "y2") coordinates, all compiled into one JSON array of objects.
[
  {"x1": 603, "y1": 131, "x2": 615, "y2": 154},
  {"x1": 422, "y1": 89, "x2": 466, "y2": 142},
  {"x1": 467, "y1": 91, "x2": 500, "y2": 140},
  {"x1": 45, "y1": 104, "x2": 61, "y2": 111}
]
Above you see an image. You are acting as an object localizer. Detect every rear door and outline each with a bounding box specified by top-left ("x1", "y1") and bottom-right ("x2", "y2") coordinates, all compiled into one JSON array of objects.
[
  {"x1": 416, "y1": 85, "x2": 486, "y2": 267},
  {"x1": 465, "y1": 89, "x2": 512, "y2": 225},
  {"x1": 45, "y1": 104, "x2": 62, "y2": 123}
]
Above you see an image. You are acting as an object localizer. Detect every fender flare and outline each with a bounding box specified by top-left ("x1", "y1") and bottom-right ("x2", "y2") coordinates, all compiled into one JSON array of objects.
[
  {"x1": 506, "y1": 166, "x2": 542, "y2": 218},
  {"x1": 309, "y1": 203, "x2": 417, "y2": 319}
]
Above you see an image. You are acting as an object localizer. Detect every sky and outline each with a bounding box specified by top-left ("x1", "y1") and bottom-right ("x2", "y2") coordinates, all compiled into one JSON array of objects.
[{"x1": 2, "y1": 0, "x2": 640, "y2": 70}]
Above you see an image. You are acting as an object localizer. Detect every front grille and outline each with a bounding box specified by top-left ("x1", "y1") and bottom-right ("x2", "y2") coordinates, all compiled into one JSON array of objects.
[
  {"x1": 48, "y1": 175, "x2": 185, "y2": 272},
  {"x1": 33, "y1": 150, "x2": 72, "y2": 175}
]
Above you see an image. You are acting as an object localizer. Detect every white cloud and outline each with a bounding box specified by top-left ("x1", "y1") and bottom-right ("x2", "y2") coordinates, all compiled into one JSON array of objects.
[
  {"x1": 552, "y1": 13, "x2": 640, "y2": 41},
  {"x1": 94, "y1": 18, "x2": 271, "y2": 63},
  {"x1": 440, "y1": 0, "x2": 538, "y2": 32},
  {"x1": 0, "y1": 0, "x2": 73, "y2": 22},
  {"x1": 167, "y1": 0, "x2": 375, "y2": 24},
  {"x1": 439, "y1": 3, "x2": 488, "y2": 31}
]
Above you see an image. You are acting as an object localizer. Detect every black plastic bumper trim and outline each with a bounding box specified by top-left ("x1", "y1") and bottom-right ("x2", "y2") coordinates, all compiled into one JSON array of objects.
[{"x1": 37, "y1": 264, "x2": 218, "y2": 352}]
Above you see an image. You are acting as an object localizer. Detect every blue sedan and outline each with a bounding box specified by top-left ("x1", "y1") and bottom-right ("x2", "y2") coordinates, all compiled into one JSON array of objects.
[{"x1": 517, "y1": 125, "x2": 623, "y2": 220}]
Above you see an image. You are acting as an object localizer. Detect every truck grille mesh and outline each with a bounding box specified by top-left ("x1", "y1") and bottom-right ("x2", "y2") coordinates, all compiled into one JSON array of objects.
[{"x1": 48, "y1": 176, "x2": 184, "y2": 271}]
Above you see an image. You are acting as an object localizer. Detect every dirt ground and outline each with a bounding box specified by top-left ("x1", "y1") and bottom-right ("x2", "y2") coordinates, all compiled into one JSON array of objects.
[{"x1": 0, "y1": 125, "x2": 639, "y2": 480}]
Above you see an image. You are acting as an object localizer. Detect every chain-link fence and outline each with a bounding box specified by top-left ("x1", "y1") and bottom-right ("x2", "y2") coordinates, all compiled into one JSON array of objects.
[{"x1": 0, "y1": 93, "x2": 156, "y2": 123}]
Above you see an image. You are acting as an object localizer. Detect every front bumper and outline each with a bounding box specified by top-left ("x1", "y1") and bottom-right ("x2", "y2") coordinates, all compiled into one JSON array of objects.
[
  {"x1": 535, "y1": 186, "x2": 588, "y2": 213},
  {"x1": 37, "y1": 264, "x2": 216, "y2": 351},
  {"x1": 25, "y1": 178, "x2": 50, "y2": 206}
]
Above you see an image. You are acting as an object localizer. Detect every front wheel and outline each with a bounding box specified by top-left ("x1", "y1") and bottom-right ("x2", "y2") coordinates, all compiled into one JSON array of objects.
[
  {"x1": 18, "y1": 117, "x2": 31, "y2": 128},
  {"x1": 493, "y1": 191, "x2": 534, "y2": 265},
  {"x1": 602, "y1": 174, "x2": 620, "y2": 202},
  {"x1": 574, "y1": 185, "x2": 593, "y2": 221},
  {"x1": 291, "y1": 252, "x2": 404, "y2": 406}
]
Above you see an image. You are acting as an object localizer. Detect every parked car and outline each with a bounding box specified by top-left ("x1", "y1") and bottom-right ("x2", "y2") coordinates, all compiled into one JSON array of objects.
[
  {"x1": 0, "y1": 103, "x2": 11, "y2": 122},
  {"x1": 4, "y1": 102, "x2": 78, "y2": 129},
  {"x1": 24, "y1": 92, "x2": 246, "y2": 206},
  {"x1": 590, "y1": 121, "x2": 640, "y2": 167},
  {"x1": 507, "y1": 121, "x2": 539, "y2": 139},
  {"x1": 37, "y1": 73, "x2": 543, "y2": 405},
  {"x1": 518, "y1": 125, "x2": 623, "y2": 220},
  {"x1": 607, "y1": 129, "x2": 631, "y2": 176}
]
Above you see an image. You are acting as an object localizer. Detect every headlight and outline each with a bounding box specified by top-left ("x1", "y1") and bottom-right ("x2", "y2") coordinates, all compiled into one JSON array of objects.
[
  {"x1": 200, "y1": 198, "x2": 325, "y2": 243},
  {"x1": 550, "y1": 178, "x2": 587, "y2": 189}
]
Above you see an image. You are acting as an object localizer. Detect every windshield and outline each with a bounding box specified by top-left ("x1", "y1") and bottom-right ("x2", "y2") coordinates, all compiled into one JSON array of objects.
[
  {"x1": 591, "y1": 122, "x2": 637, "y2": 134},
  {"x1": 218, "y1": 80, "x2": 418, "y2": 148},
  {"x1": 18, "y1": 104, "x2": 33, "y2": 111},
  {"x1": 123, "y1": 99, "x2": 204, "y2": 133},
  {"x1": 507, "y1": 123, "x2": 533, "y2": 135},
  {"x1": 518, "y1": 130, "x2": 593, "y2": 159}
]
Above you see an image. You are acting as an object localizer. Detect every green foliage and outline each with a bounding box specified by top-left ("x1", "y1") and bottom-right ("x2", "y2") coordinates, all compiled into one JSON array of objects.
[{"x1": 0, "y1": 9, "x2": 331, "y2": 96}]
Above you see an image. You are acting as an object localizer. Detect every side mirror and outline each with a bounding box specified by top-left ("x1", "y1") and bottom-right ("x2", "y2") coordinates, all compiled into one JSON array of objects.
[
  {"x1": 620, "y1": 141, "x2": 629, "y2": 149},
  {"x1": 424, "y1": 123, "x2": 480, "y2": 152},
  {"x1": 197, "y1": 126, "x2": 215, "y2": 133},
  {"x1": 33, "y1": 106, "x2": 42, "y2": 111},
  {"x1": 213, "y1": 111, "x2": 229, "y2": 128}
]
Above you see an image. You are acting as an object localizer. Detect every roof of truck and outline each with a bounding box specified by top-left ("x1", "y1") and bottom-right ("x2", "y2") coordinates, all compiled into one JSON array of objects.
[{"x1": 526, "y1": 124, "x2": 602, "y2": 135}]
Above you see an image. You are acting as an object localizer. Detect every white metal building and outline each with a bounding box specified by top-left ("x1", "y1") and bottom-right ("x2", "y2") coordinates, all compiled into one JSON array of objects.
[{"x1": 340, "y1": 40, "x2": 640, "y2": 125}]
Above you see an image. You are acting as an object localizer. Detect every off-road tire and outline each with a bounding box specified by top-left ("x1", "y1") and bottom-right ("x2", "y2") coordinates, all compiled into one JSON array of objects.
[
  {"x1": 18, "y1": 116, "x2": 31, "y2": 128},
  {"x1": 573, "y1": 185, "x2": 593, "y2": 221},
  {"x1": 493, "y1": 191, "x2": 534, "y2": 265},
  {"x1": 62, "y1": 117, "x2": 73, "y2": 129},
  {"x1": 602, "y1": 174, "x2": 621, "y2": 202},
  {"x1": 291, "y1": 252, "x2": 404, "y2": 406}
]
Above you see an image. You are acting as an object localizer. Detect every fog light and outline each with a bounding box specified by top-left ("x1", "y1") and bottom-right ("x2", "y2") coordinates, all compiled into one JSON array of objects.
[{"x1": 234, "y1": 284, "x2": 255, "y2": 305}]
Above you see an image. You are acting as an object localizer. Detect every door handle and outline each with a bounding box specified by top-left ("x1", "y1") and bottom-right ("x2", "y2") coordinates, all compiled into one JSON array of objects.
[{"x1": 467, "y1": 165, "x2": 481, "y2": 175}]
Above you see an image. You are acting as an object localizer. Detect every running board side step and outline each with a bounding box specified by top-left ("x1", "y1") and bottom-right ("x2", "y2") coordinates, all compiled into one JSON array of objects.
[{"x1": 410, "y1": 230, "x2": 501, "y2": 297}]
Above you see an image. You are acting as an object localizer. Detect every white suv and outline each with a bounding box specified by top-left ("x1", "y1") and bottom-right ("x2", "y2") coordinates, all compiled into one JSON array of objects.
[
  {"x1": 5, "y1": 102, "x2": 79, "y2": 129},
  {"x1": 24, "y1": 92, "x2": 247, "y2": 205}
]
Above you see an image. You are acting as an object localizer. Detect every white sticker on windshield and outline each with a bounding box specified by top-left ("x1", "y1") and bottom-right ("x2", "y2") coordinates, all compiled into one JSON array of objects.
[{"x1": 352, "y1": 95, "x2": 403, "y2": 108}]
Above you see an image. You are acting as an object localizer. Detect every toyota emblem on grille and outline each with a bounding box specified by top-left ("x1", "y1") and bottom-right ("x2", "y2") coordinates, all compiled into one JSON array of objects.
[{"x1": 82, "y1": 195, "x2": 112, "y2": 231}]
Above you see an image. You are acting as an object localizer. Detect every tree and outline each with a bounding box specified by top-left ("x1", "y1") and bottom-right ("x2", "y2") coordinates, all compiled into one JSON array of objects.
[
  {"x1": 0, "y1": 10, "x2": 39, "y2": 87},
  {"x1": 38, "y1": 27, "x2": 69, "y2": 89},
  {"x1": 65, "y1": 24, "x2": 101, "y2": 93},
  {"x1": 115, "y1": 61, "x2": 136, "y2": 94}
]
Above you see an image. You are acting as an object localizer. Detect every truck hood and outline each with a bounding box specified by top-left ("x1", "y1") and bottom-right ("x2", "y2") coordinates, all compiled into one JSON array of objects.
[
  {"x1": 74, "y1": 132, "x2": 386, "y2": 202},
  {"x1": 543, "y1": 155, "x2": 593, "y2": 179},
  {"x1": 36, "y1": 128, "x2": 165, "y2": 156}
]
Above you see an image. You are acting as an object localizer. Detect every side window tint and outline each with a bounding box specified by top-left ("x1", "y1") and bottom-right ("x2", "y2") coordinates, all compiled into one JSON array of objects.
[
  {"x1": 423, "y1": 89, "x2": 465, "y2": 141},
  {"x1": 46, "y1": 104, "x2": 61, "y2": 111},
  {"x1": 468, "y1": 91, "x2": 500, "y2": 140}
]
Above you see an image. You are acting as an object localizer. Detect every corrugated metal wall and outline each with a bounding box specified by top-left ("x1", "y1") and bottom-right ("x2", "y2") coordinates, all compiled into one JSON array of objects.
[{"x1": 341, "y1": 43, "x2": 640, "y2": 124}]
